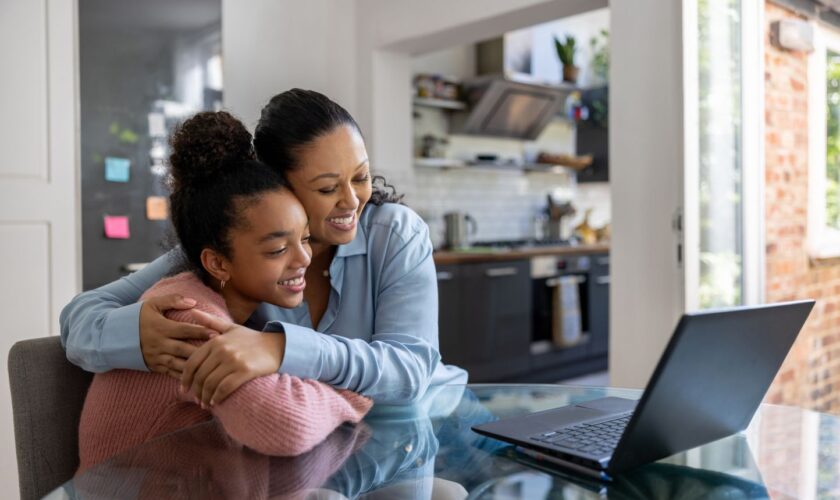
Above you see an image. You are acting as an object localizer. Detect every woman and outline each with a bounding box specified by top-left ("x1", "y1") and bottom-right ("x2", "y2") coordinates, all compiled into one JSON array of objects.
[
  {"x1": 77, "y1": 111, "x2": 371, "y2": 471},
  {"x1": 61, "y1": 89, "x2": 466, "y2": 406}
]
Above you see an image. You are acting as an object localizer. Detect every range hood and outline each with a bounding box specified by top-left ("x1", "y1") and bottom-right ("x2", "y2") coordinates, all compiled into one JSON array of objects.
[{"x1": 450, "y1": 38, "x2": 574, "y2": 140}]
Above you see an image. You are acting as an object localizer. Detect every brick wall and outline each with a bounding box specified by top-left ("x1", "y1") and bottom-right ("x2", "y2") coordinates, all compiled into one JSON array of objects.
[{"x1": 765, "y1": 1, "x2": 840, "y2": 412}]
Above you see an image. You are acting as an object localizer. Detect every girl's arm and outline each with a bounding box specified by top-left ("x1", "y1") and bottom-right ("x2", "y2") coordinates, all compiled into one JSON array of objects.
[{"x1": 207, "y1": 373, "x2": 372, "y2": 456}]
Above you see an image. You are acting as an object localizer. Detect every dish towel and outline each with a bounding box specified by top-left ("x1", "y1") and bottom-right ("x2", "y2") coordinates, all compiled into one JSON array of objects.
[{"x1": 552, "y1": 275, "x2": 582, "y2": 347}]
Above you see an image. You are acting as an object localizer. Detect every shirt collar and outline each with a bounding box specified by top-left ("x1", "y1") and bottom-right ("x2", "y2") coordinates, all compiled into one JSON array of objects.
[{"x1": 334, "y1": 220, "x2": 368, "y2": 258}]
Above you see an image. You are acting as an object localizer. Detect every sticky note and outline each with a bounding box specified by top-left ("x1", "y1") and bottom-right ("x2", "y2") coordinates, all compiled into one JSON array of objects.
[
  {"x1": 104, "y1": 215, "x2": 130, "y2": 239},
  {"x1": 148, "y1": 113, "x2": 166, "y2": 137},
  {"x1": 105, "y1": 157, "x2": 131, "y2": 182},
  {"x1": 146, "y1": 196, "x2": 168, "y2": 220}
]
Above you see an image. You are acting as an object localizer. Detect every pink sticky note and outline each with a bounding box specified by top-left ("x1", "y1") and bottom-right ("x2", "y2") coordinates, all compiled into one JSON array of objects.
[{"x1": 104, "y1": 215, "x2": 130, "y2": 239}]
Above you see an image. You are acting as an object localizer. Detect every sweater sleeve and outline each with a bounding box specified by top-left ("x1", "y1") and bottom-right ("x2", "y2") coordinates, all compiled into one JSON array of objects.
[
  {"x1": 208, "y1": 374, "x2": 372, "y2": 456},
  {"x1": 155, "y1": 278, "x2": 373, "y2": 457}
]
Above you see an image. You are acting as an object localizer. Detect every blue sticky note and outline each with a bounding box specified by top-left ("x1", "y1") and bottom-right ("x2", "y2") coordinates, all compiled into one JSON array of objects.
[{"x1": 105, "y1": 157, "x2": 131, "y2": 182}]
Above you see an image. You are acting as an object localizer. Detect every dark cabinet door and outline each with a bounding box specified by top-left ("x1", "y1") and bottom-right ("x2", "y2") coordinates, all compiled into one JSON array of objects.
[
  {"x1": 436, "y1": 264, "x2": 465, "y2": 366},
  {"x1": 460, "y1": 260, "x2": 532, "y2": 381},
  {"x1": 588, "y1": 253, "x2": 610, "y2": 356}
]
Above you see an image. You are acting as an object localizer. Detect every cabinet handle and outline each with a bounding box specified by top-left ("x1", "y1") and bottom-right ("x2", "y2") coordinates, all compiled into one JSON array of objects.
[
  {"x1": 546, "y1": 275, "x2": 587, "y2": 287},
  {"x1": 436, "y1": 271, "x2": 454, "y2": 281},
  {"x1": 595, "y1": 275, "x2": 610, "y2": 285},
  {"x1": 485, "y1": 267, "x2": 518, "y2": 277}
]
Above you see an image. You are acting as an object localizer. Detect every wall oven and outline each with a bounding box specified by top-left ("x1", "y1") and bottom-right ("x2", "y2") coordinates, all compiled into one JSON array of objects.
[{"x1": 530, "y1": 254, "x2": 591, "y2": 353}]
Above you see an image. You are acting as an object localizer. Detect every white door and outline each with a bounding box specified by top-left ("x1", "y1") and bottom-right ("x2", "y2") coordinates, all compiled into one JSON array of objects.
[
  {"x1": 610, "y1": 0, "x2": 763, "y2": 388},
  {"x1": 0, "y1": 0, "x2": 80, "y2": 495}
]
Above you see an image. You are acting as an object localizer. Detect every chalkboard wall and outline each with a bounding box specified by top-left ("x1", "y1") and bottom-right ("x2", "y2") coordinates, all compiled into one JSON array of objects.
[{"x1": 79, "y1": 1, "x2": 221, "y2": 290}]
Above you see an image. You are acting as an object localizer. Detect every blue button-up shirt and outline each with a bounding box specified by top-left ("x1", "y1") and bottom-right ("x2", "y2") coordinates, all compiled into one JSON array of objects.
[{"x1": 59, "y1": 203, "x2": 467, "y2": 403}]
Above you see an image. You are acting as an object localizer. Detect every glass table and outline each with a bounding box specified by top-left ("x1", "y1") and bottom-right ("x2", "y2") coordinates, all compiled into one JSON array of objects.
[{"x1": 47, "y1": 384, "x2": 840, "y2": 499}]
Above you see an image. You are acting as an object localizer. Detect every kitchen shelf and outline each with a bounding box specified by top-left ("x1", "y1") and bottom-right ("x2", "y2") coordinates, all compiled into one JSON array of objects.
[
  {"x1": 413, "y1": 97, "x2": 466, "y2": 110},
  {"x1": 413, "y1": 157, "x2": 466, "y2": 169},
  {"x1": 414, "y1": 158, "x2": 575, "y2": 175}
]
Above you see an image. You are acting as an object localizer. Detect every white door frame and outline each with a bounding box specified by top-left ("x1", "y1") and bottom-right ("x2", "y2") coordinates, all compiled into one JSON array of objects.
[{"x1": 0, "y1": 0, "x2": 80, "y2": 496}]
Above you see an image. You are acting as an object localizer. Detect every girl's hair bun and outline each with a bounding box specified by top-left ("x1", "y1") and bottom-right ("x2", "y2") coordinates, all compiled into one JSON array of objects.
[{"x1": 168, "y1": 111, "x2": 254, "y2": 192}]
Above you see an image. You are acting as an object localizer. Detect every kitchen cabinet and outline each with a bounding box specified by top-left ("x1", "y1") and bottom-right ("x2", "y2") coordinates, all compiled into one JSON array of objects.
[
  {"x1": 437, "y1": 264, "x2": 465, "y2": 366},
  {"x1": 588, "y1": 253, "x2": 610, "y2": 356},
  {"x1": 436, "y1": 260, "x2": 532, "y2": 382},
  {"x1": 436, "y1": 248, "x2": 609, "y2": 383}
]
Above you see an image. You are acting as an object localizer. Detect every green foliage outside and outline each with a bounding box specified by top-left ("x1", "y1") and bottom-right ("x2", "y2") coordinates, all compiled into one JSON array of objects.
[{"x1": 827, "y1": 51, "x2": 840, "y2": 229}]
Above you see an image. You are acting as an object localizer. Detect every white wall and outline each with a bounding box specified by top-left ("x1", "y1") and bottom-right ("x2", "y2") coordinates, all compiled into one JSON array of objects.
[
  {"x1": 0, "y1": 0, "x2": 80, "y2": 496},
  {"x1": 222, "y1": 0, "x2": 357, "y2": 129},
  {"x1": 411, "y1": 45, "x2": 476, "y2": 80},
  {"x1": 609, "y1": 0, "x2": 687, "y2": 387}
]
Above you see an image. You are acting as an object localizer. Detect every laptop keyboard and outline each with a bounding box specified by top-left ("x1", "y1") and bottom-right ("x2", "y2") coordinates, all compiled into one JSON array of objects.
[{"x1": 530, "y1": 413, "x2": 632, "y2": 456}]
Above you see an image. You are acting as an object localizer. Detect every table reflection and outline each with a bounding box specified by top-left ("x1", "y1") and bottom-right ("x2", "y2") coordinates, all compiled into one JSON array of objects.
[{"x1": 50, "y1": 384, "x2": 840, "y2": 499}]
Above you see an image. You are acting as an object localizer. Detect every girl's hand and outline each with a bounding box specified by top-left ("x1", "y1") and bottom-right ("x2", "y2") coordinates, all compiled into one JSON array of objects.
[
  {"x1": 139, "y1": 294, "x2": 219, "y2": 378},
  {"x1": 180, "y1": 310, "x2": 286, "y2": 407}
]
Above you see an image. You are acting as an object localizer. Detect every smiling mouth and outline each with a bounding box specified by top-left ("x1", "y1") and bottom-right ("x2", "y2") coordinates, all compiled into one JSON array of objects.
[
  {"x1": 327, "y1": 213, "x2": 355, "y2": 225},
  {"x1": 278, "y1": 276, "x2": 304, "y2": 286}
]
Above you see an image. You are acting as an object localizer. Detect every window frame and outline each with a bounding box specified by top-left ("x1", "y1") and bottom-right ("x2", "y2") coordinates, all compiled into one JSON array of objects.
[{"x1": 808, "y1": 22, "x2": 840, "y2": 260}]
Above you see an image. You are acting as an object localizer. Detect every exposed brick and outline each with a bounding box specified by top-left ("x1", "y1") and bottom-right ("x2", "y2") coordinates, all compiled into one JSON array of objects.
[{"x1": 765, "y1": 1, "x2": 840, "y2": 415}]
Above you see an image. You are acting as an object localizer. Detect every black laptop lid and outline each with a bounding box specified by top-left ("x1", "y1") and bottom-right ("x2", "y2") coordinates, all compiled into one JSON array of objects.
[{"x1": 608, "y1": 300, "x2": 814, "y2": 474}]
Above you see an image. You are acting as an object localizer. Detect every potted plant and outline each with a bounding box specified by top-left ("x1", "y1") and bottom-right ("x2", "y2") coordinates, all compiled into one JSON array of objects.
[{"x1": 554, "y1": 34, "x2": 578, "y2": 83}]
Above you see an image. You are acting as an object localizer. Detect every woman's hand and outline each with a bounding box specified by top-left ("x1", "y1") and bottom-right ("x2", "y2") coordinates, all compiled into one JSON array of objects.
[
  {"x1": 180, "y1": 310, "x2": 286, "y2": 407},
  {"x1": 139, "y1": 294, "x2": 219, "y2": 378}
]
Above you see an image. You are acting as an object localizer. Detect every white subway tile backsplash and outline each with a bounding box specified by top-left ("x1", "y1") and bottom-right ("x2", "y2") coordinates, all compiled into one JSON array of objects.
[{"x1": 405, "y1": 167, "x2": 610, "y2": 249}]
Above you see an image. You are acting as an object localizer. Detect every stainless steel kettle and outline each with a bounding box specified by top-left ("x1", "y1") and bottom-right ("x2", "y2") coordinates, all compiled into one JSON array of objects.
[{"x1": 444, "y1": 212, "x2": 477, "y2": 249}]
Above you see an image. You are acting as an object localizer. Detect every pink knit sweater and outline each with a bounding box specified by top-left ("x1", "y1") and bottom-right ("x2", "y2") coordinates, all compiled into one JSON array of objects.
[{"x1": 77, "y1": 272, "x2": 372, "y2": 472}]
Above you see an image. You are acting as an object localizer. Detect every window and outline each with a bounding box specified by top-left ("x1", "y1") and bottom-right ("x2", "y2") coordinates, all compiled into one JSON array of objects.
[
  {"x1": 809, "y1": 24, "x2": 840, "y2": 259},
  {"x1": 697, "y1": 0, "x2": 744, "y2": 308}
]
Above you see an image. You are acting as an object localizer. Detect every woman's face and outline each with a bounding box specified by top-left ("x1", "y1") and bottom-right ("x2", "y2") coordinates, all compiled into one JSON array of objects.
[
  {"x1": 223, "y1": 189, "x2": 311, "y2": 309},
  {"x1": 285, "y1": 125, "x2": 372, "y2": 246}
]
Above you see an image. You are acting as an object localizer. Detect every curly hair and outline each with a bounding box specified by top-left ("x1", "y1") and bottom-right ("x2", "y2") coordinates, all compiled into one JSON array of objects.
[
  {"x1": 167, "y1": 111, "x2": 288, "y2": 280},
  {"x1": 254, "y1": 88, "x2": 403, "y2": 206}
]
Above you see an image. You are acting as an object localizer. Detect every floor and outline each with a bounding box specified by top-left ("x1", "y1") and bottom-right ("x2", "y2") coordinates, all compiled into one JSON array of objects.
[{"x1": 557, "y1": 371, "x2": 609, "y2": 387}]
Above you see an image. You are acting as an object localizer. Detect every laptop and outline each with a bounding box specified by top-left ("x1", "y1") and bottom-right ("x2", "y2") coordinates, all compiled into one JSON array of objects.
[{"x1": 472, "y1": 300, "x2": 815, "y2": 480}]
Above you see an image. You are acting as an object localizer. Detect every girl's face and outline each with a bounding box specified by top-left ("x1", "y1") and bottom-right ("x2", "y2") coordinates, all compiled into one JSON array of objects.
[
  {"x1": 285, "y1": 125, "x2": 372, "y2": 247},
  {"x1": 219, "y1": 189, "x2": 311, "y2": 310}
]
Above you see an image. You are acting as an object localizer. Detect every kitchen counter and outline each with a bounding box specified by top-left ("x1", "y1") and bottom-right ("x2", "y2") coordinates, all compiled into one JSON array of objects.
[{"x1": 433, "y1": 243, "x2": 610, "y2": 265}]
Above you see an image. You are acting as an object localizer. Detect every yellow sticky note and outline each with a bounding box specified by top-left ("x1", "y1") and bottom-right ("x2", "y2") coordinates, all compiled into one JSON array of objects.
[{"x1": 146, "y1": 196, "x2": 168, "y2": 221}]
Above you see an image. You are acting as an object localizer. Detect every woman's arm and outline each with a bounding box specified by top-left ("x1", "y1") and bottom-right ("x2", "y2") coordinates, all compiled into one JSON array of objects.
[
  {"x1": 59, "y1": 249, "x2": 211, "y2": 373},
  {"x1": 183, "y1": 207, "x2": 468, "y2": 406},
  {"x1": 208, "y1": 373, "x2": 372, "y2": 456},
  {"x1": 277, "y1": 220, "x2": 442, "y2": 403}
]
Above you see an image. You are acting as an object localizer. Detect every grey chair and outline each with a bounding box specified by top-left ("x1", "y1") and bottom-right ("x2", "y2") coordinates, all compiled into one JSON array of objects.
[{"x1": 8, "y1": 336, "x2": 94, "y2": 500}]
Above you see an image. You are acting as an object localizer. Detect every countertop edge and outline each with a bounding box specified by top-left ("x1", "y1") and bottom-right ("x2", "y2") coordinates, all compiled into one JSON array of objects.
[{"x1": 433, "y1": 244, "x2": 610, "y2": 265}]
